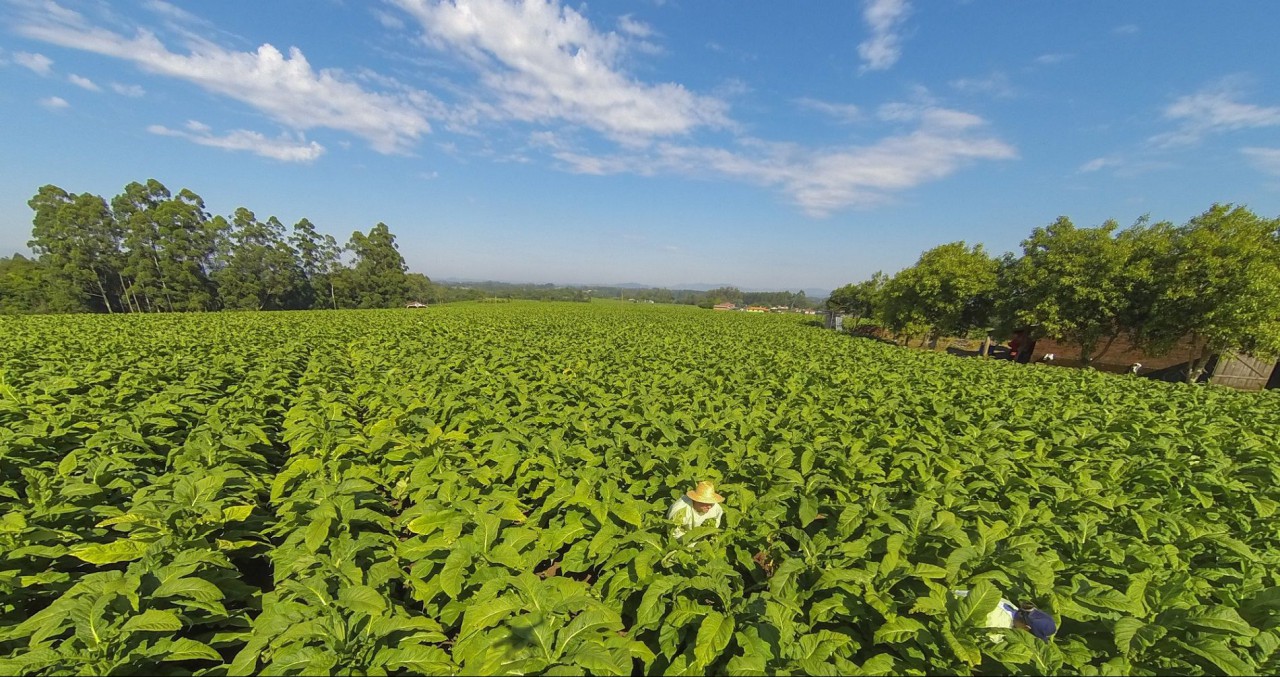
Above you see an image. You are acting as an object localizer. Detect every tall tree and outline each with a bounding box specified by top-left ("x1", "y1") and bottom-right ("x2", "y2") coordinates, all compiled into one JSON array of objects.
[
  {"x1": 1133, "y1": 204, "x2": 1280, "y2": 382},
  {"x1": 1004, "y1": 217, "x2": 1133, "y2": 366},
  {"x1": 27, "y1": 185, "x2": 124, "y2": 313},
  {"x1": 113, "y1": 180, "x2": 219, "y2": 312},
  {"x1": 289, "y1": 218, "x2": 343, "y2": 309},
  {"x1": 347, "y1": 223, "x2": 408, "y2": 308},
  {"x1": 880, "y1": 243, "x2": 997, "y2": 347},
  {"x1": 215, "y1": 209, "x2": 308, "y2": 310}
]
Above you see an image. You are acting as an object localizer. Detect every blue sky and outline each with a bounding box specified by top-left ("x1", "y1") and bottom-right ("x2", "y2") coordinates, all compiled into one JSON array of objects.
[{"x1": 2, "y1": 0, "x2": 1278, "y2": 291}]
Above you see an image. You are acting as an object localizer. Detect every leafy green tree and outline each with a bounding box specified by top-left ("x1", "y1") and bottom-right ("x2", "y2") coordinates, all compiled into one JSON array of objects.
[
  {"x1": 215, "y1": 210, "x2": 308, "y2": 310},
  {"x1": 0, "y1": 254, "x2": 51, "y2": 312},
  {"x1": 827, "y1": 272, "x2": 887, "y2": 322},
  {"x1": 27, "y1": 186, "x2": 125, "y2": 313},
  {"x1": 1131, "y1": 204, "x2": 1280, "y2": 382},
  {"x1": 705, "y1": 287, "x2": 744, "y2": 306},
  {"x1": 1115, "y1": 217, "x2": 1176, "y2": 348},
  {"x1": 289, "y1": 218, "x2": 343, "y2": 309},
  {"x1": 880, "y1": 243, "x2": 997, "y2": 347},
  {"x1": 405, "y1": 272, "x2": 434, "y2": 305},
  {"x1": 346, "y1": 223, "x2": 408, "y2": 308},
  {"x1": 1003, "y1": 217, "x2": 1133, "y2": 367},
  {"x1": 113, "y1": 180, "x2": 219, "y2": 312}
]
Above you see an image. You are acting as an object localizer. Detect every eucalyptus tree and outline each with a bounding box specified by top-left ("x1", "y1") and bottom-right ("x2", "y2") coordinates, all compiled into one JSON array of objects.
[
  {"x1": 27, "y1": 185, "x2": 124, "y2": 313},
  {"x1": 289, "y1": 218, "x2": 343, "y2": 309},
  {"x1": 346, "y1": 223, "x2": 408, "y2": 309},
  {"x1": 112, "y1": 180, "x2": 219, "y2": 312},
  {"x1": 215, "y1": 210, "x2": 308, "y2": 310}
]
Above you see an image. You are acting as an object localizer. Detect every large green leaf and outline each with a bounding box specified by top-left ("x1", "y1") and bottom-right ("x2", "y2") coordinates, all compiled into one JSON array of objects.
[
  {"x1": 377, "y1": 645, "x2": 454, "y2": 675},
  {"x1": 68, "y1": 539, "x2": 148, "y2": 565},
  {"x1": 694, "y1": 611, "x2": 734, "y2": 669},
  {"x1": 459, "y1": 596, "x2": 522, "y2": 639},
  {"x1": 154, "y1": 577, "x2": 224, "y2": 603},
  {"x1": 123, "y1": 609, "x2": 183, "y2": 633},
  {"x1": 337, "y1": 585, "x2": 387, "y2": 617},
  {"x1": 1174, "y1": 638, "x2": 1254, "y2": 676},
  {"x1": 158, "y1": 638, "x2": 223, "y2": 662},
  {"x1": 874, "y1": 616, "x2": 925, "y2": 644}
]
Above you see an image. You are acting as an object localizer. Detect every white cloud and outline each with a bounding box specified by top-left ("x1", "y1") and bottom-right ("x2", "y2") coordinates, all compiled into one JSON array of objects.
[
  {"x1": 1241, "y1": 147, "x2": 1280, "y2": 175},
  {"x1": 1113, "y1": 24, "x2": 1140, "y2": 36},
  {"x1": 617, "y1": 15, "x2": 653, "y2": 38},
  {"x1": 372, "y1": 8, "x2": 406, "y2": 29},
  {"x1": 15, "y1": 51, "x2": 54, "y2": 75},
  {"x1": 39, "y1": 96, "x2": 69, "y2": 109},
  {"x1": 553, "y1": 104, "x2": 1015, "y2": 216},
  {"x1": 949, "y1": 72, "x2": 1015, "y2": 99},
  {"x1": 1153, "y1": 80, "x2": 1280, "y2": 147},
  {"x1": 1079, "y1": 156, "x2": 1121, "y2": 173},
  {"x1": 389, "y1": 0, "x2": 728, "y2": 141},
  {"x1": 1034, "y1": 53, "x2": 1071, "y2": 65},
  {"x1": 795, "y1": 97, "x2": 861, "y2": 124},
  {"x1": 142, "y1": 0, "x2": 207, "y2": 25},
  {"x1": 68, "y1": 73, "x2": 100, "y2": 91},
  {"x1": 148, "y1": 121, "x2": 326, "y2": 162},
  {"x1": 110, "y1": 82, "x2": 145, "y2": 97},
  {"x1": 16, "y1": 2, "x2": 432, "y2": 153},
  {"x1": 858, "y1": 0, "x2": 911, "y2": 73}
]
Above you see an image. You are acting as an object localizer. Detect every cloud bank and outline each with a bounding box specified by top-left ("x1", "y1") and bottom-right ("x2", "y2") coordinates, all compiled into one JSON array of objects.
[
  {"x1": 12, "y1": 0, "x2": 1016, "y2": 217},
  {"x1": 390, "y1": 0, "x2": 728, "y2": 142},
  {"x1": 15, "y1": 1, "x2": 432, "y2": 153}
]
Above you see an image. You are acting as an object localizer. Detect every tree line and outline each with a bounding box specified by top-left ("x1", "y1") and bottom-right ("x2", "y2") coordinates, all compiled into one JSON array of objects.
[
  {"x1": 826, "y1": 204, "x2": 1280, "y2": 382},
  {"x1": 0, "y1": 179, "x2": 436, "y2": 314},
  {"x1": 0, "y1": 180, "x2": 823, "y2": 314},
  {"x1": 406, "y1": 281, "x2": 817, "y2": 307}
]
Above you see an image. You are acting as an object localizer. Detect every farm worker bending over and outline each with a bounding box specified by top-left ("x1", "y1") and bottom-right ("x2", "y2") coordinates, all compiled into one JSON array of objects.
[
  {"x1": 667, "y1": 481, "x2": 725, "y2": 539},
  {"x1": 952, "y1": 591, "x2": 1057, "y2": 642}
]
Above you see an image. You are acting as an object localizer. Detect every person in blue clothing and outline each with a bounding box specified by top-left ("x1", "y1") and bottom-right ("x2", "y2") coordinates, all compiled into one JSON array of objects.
[
  {"x1": 995, "y1": 600, "x2": 1057, "y2": 641},
  {"x1": 954, "y1": 591, "x2": 1057, "y2": 642}
]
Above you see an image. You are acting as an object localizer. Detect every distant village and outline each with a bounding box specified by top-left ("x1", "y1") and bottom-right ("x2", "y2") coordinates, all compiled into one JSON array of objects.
[{"x1": 711, "y1": 302, "x2": 819, "y2": 315}]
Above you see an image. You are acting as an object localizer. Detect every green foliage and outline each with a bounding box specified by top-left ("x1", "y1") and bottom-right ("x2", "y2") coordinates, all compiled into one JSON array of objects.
[
  {"x1": 1131, "y1": 204, "x2": 1280, "y2": 380},
  {"x1": 0, "y1": 254, "x2": 84, "y2": 314},
  {"x1": 215, "y1": 211, "x2": 309, "y2": 311},
  {"x1": 345, "y1": 223, "x2": 409, "y2": 309},
  {"x1": 1003, "y1": 217, "x2": 1135, "y2": 365},
  {"x1": 0, "y1": 303, "x2": 1277, "y2": 675},
  {"x1": 828, "y1": 272, "x2": 887, "y2": 319},
  {"x1": 12, "y1": 181, "x2": 429, "y2": 315},
  {"x1": 882, "y1": 242, "x2": 997, "y2": 343}
]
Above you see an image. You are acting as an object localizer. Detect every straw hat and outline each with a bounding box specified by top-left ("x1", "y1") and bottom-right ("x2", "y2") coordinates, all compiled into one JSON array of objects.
[{"x1": 686, "y1": 481, "x2": 725, "y2": 504}]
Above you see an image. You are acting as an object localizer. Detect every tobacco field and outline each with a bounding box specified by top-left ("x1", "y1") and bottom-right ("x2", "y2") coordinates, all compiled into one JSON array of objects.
[{"x1": 0, "y1": 302, "x2": 1277, "y2": 675}]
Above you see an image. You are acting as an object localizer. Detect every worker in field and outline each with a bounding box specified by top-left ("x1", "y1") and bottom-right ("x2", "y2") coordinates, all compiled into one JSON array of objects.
[
  {"x1": 667, "y1": 480, "x2": 725, "y2": 538},
  {"x1": 953, "y1": 591, "x2": 1057, "y2": 642}
]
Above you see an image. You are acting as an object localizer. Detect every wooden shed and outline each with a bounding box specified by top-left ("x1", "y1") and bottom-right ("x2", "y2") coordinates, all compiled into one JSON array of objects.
[{"x1": 1206, "y1": 354, "x2": 1280, "y2": 391}]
